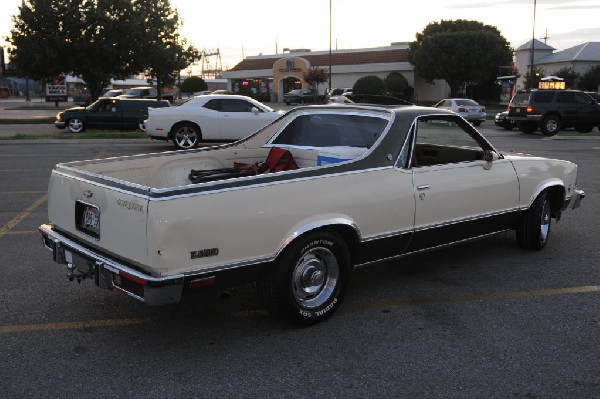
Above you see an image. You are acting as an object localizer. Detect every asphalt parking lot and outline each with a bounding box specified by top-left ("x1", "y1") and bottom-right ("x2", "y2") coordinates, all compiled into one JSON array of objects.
[{"x1": 0, "y1": 120, "x2": 599, "y2": 398}]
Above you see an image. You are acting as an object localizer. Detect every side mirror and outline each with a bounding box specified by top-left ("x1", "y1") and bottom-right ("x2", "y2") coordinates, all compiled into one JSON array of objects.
[
  {"x1": 251, "y1": 107, "x2": 260, "y2": 115},
  {"x1": 483, "y1": 150, "x2": 498, "y2": 170}
]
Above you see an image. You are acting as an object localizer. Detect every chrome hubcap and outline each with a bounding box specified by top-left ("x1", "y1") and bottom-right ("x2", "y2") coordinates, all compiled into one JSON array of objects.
[
  {"x1": 540, "y1": 200, "x2": 551, "y2": 242},
  {"x1": 292, "y1": 247, "x2": 338, "y2": 309},
  {"x1": 175, "y1": 127, "x2": 197, "y2": 148}
]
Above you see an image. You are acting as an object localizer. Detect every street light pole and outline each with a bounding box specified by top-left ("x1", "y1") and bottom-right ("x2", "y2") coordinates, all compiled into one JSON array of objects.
[
  {"x1": 328, "y1": 0, "x2": 332, "y2": 90},
  {"x1": 528, "y1": 0, "x2": 537, "y2": 90}
]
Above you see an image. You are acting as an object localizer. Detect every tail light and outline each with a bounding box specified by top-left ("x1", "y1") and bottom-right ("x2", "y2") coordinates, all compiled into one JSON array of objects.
[
  {"x1": 480, "y1": 107, "x2": 486, "y2": 112},
  {"x1": 457, "y1": 107, "x2": 468, "y2": 112},
  {"x1": 526, "y1": 106, "x2": 534, "y2": 113}
]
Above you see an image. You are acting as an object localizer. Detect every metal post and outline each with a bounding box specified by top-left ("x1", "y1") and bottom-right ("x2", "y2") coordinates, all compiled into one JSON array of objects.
[
  {"x1": 328, "y1": 0, "x2": 332, "y2": 90},
  {"x1": 528, "y1": 0, "x2": 537, "y2": 90}
]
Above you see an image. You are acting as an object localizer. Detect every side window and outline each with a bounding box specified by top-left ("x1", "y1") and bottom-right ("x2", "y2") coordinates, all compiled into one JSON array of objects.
[
  {"x1": 557, "y1": 92, "x2": 576, "y2": 104},
  {"x1": 203, "y1": 99, "x2": 221, "y2": 111},
  {"x1": 271, "y1": 114, "x2": 388, "y2": 148},
  {"x1": 575, "y1": 92, "x2": 592, "y2": 104},
  {"x1": 220, "y1": 99, "x2": 255, "y2": 112},
  {"x1": 533, "y1": 91, "x2": 555, "y2": 103},
  {"x1": 411, "y1": 117, "x2": 484, "y2": 167}
]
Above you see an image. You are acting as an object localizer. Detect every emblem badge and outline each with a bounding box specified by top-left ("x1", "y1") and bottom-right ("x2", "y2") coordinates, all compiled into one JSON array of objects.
[{"x1": 83, "y1": 190, "x2": 93, "y2": 198}]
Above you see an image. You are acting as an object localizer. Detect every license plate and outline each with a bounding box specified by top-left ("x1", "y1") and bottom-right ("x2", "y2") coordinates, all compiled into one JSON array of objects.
[
  {"x1": 76, "y1": 200, "x2": 100, "y2": 237},
  {"x1": 83, "y1": 205, "x2": 99, "y2": 230}
]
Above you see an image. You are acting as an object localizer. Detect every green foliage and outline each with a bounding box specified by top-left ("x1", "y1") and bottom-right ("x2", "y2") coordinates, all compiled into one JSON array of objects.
[
  {"x1": 303, "y1": 67, "x2": 328, "y2": 87},
  {"x1": 522, "y1": 67, "x2": 545, "y2": 90},
  {"x1": 384, "y1": 72, "x2": 412, "y2": 99},
  {"x1": 8, "y1": 0, "x2": 199, "y2": 101},
  {"x1": 552, "y1": 67, "x2": 579, "y2": 88},
  {"x1": 353, "y1": 75, "x2": 385, "y2": 95},
  {"x1": 410, "y1": 19, "x2": 513, "y2": 97},
  {"x1": 180, "y1": 76, "x2": 208, "y2": 93},
  {"x1": 578, "y1": 65, "x2": 600, "y2": 91}
]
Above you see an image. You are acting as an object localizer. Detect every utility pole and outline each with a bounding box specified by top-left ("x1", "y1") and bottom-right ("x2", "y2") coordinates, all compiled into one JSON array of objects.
[{"x1": 528, "y1": 0, "x2": 537, "y2": 90}]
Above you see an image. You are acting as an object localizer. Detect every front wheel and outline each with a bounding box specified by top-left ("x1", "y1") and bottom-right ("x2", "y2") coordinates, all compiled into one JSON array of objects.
[
  {"x1": 517, "y1": 191, "x2": 552, "y2": 250},
  {"x1": 541, "y1": 115, "x2": 561, "y2": 136},
  {"x1": 172, "y1": 123, "x2": 200, "y2": 150},
  {"x1": 257, "y1": 231, "x2": 351, "y2": 325},
  {"x1": 67, "y1": 118, "x2": 84, "y2": 133}
]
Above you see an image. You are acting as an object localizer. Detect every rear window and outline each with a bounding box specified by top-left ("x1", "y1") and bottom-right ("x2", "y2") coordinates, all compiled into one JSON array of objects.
[
  {"x1": 455, "y1": 99, "x2": 478, "y2": 106},
  {"x1": 271, "y1": 113, "x2": 389, "y2": 149},
  {"x1": 510, "y1": 92, "x2": 531, "y2": 106}
]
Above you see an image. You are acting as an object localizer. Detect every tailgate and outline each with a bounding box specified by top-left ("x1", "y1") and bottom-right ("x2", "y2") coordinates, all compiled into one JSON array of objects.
[{"x1": 47, "y1": 169, "x2": 150, "y2": 271}]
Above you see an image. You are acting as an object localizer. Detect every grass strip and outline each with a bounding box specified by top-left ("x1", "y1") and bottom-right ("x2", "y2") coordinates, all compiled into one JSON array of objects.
[{"x1": 0, "y1": 131, "x2": 148, "y2": 140}]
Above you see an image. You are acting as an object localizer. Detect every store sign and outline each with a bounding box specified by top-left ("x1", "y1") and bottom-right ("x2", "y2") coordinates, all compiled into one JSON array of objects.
[
  {"x1": 46, "y1": 75, "x2": 68, "y2": 102},
  {"x1": 278, "y1": 58, "x2": 303, "y2": 73}
]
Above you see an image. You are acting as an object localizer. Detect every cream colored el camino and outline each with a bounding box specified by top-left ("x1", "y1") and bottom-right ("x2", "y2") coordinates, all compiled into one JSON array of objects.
[{"x1": 39, "y1": 105, "x2": 585, "y2": 325}]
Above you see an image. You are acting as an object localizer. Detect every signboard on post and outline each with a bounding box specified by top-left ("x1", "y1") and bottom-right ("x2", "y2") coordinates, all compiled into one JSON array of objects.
[{"x1": 46, "y1": 75, "x2": 68, "y2": 102}]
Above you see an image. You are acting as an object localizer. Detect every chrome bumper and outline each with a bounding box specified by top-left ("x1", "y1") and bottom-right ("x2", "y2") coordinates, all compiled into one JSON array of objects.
[
  {"x1": 38, "y1": 224, "x2": 183, "y2": 305},
  {"x1": 564, "y1": 189, "x2": 585, "y2": 211}
]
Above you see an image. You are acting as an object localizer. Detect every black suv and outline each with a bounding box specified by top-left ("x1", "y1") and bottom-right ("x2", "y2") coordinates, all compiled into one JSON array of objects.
[{"x1": 508, "y1": 89, "x2": 600, "y2": 135}]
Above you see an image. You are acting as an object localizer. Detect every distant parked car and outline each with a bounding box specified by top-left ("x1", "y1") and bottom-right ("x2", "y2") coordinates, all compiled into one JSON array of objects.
[
  {"x1": 326, "y1": 87, "x2": 353, "y2": 102},
  {"x1": 345, "y1": 94, "x2": 413, "y2": 106},
  {"x1": 434, "y1": 98, "x2": 486, "y2": 126},
  {"x1": 283, "y1": 89, "x2": 323, "y2": 105},
  {"x1": 119, "y1": 86, "x2": 175, "y2": 102},
  {"x1": 494, "y1": 111, "x2": 518, "y2": 130},
  {"x1": 101, "y1": 89, "x2": 125, "y2": 97},
  {"x1": 55, "y1": 98, "x2": 169, "y2": 133},
  {"x1": 144, "y1": 94, "x2": 283, "y2": 149},
  {"x1": 194, "y1": 90, "x2": 213, "y2": 96}
]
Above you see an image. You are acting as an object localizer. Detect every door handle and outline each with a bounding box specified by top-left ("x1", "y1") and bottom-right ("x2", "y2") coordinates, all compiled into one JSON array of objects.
[{"x1": 417, "y1": 185, "x2": 430, "y2": 190}]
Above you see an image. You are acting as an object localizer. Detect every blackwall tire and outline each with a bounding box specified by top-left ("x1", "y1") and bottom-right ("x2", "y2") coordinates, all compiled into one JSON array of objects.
[
  {"x1": 517, "y1": 191, "x2": 552, "y2": 250},
  {"x1": 541, "y1": 116, "x2": 561, "y2": 136},
  {"x1": 256, "y1": 231, "x2": 351, "y2": 325},
  {"x1": 67, "y1": 118, "x2": 84, "y2": 133},
  {"x1": 172, "y1": 123, "x2": 200, "y2": 150}
]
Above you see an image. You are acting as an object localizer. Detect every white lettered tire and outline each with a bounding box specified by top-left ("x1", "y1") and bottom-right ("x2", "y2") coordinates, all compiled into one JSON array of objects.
[{"x1": 257, "y1": 231, "x2": 351, "y2": 325}]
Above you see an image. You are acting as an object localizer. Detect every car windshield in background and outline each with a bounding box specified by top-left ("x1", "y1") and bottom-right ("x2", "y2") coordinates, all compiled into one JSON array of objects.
[
  {"x1": 510, "y1": 93, "x2": 530, "y2": 105},
  {"x1": 271, "y1": 113, "x2": 389, "y2": 148}
]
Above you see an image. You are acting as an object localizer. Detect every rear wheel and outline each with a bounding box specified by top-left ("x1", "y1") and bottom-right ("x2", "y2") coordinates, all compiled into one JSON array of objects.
[
  {"x1": 541, "y1": 115, "x2": 561, "y2": 136},
  {"x1": 257, "y1": 231, "x2": 351, "y2": 325},
  {"x1": 172, "y1": 123, "x2": 200, "y2": 150},
  {"x1": 472, "y1": 121, "x2": 481, "y2": 126},
  {"x1": 517, "y1": 191, "x2": 552, "y2": 250},
  {"x1": 67, "y1": 118, "x2": 84, "y2": 133}
]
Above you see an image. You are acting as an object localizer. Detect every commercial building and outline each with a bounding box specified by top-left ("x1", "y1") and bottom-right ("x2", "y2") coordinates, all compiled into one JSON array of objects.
[{"x1": 222, "y1": 42, "x2": 449, "y2": 103}]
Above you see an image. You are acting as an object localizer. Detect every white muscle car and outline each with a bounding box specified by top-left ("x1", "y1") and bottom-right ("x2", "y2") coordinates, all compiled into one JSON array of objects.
[
  {"x1": 143, "y1": 94, "x2": 282, "y2": 150},
  {"x1": 39, "y1": 105, "x2": 584, "y2": 325}
]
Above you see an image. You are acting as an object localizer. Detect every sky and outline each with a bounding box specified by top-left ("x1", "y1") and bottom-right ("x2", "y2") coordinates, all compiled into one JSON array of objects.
[{"x1": 1, "y1": 0, "x2": 600, "y2": 72}]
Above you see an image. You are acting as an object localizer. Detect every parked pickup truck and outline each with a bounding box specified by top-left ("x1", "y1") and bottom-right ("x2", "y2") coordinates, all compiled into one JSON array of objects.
[
  {"x1": 55, "y1": 98, "x2": 170, "y2": 133},
  {"x1": 119, "y1": 86, "x2": 175, "y2": 103},
  {"x1": 39, "y1": 105, "x2": 584, "y2": 325}
]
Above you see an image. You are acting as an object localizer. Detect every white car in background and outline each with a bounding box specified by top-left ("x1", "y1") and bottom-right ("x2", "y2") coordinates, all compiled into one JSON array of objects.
[
  {"x1": 144, "y1": 94, "x2": 282, "y2": 149},
  {"x1": 434, "y1": 98, "x2": 486, "y2": 126}
]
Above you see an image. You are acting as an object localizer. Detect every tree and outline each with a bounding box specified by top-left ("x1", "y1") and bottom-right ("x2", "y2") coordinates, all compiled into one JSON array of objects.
[
  {"x1": 303, "y1": 67, "x2": 328, "y2": 102},
  {"x1": 410, "y1": 20, "x2": 513, "y2": 97},
  {"x1": 180, "y1": 76, "x2": 208, "y2": 94},
  {"x1": 353, "y1": 75, "x2": 385, "y2": 95},
  {"x1": 578, "y1": 65, "x2": 600, "y2": 91},
  {"x1": 384, "y1": 71, "x2": 412, "y2": 99},
  {"x1": 522, "y1": 66, "x2": 545, "y2": 91},
  {"x1": 8, "y1": 0, "x2": 199, "y2": 101},
  {"x1": 133, "y1": 0, "x2": 200, "y2": 101},
  {"x1": 552, "y1": 66, "x2": 579, "y2": 89}
]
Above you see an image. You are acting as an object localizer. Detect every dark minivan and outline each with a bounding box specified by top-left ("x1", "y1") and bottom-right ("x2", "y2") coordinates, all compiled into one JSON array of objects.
[{"x1": 55, "y1": 98, "x2": 170, "y2": 133}]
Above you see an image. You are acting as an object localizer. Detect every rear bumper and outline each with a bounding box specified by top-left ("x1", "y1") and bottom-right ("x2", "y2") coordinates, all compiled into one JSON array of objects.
[{"x1": 38, "y1": 224, "x2": 183, "y2": 305}]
